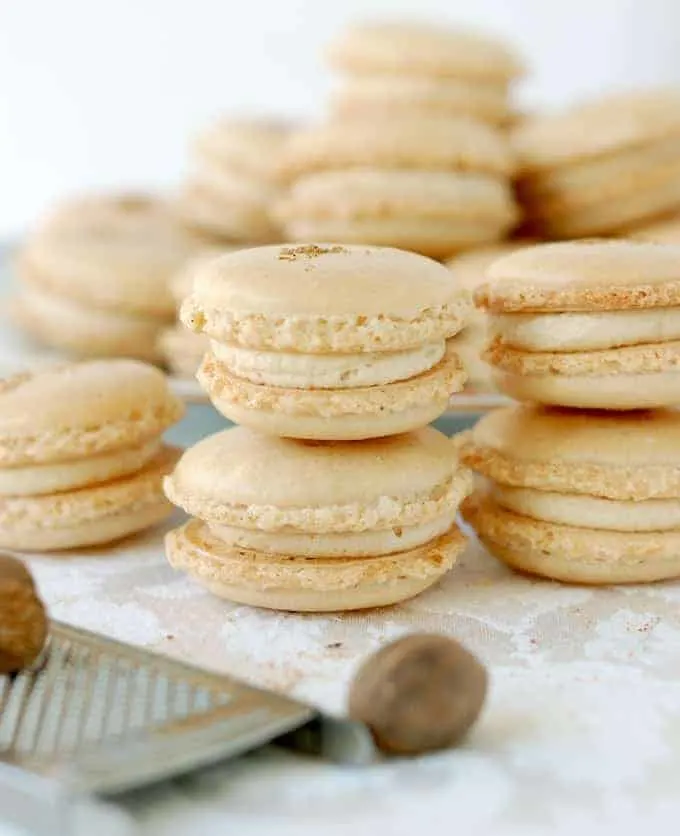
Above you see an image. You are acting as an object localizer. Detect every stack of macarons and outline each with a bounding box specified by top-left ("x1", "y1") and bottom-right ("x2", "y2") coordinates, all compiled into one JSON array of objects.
[
  {"x1": 514, "y1": 89, "x2": 680, "y2": 238},
  {"x1": 164, "y1": 243, "x2": 473, "y2": 611},
  {"x1": 326, "y1": 21, "x2": 525, "y2": 128},
  {"x1": 462, "y1": 238, "x2": 680, "y2": 584},
  {"x1": 0, "y1": 360, "x2": 183, "y2": 551},
  {"x1": 13, "y1": 193, "x2": 205, "y2": 363},
  {"x1": 177, "y1": 116, "x2": 292, "y2": 243},
  {"x1": 277, "y1": 116, "x2": 519, "y2": 259},
  {"x1": 277, "y1": 21, "x2": 522, "y2": 260}
]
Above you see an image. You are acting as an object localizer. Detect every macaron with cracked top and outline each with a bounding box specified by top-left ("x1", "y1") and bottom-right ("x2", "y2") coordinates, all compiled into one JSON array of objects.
[
  {"x1": 514, "y1": 89, "x2": 680, "y2": 238},
  {"x1": 164, "y1": 425, "x2": 471, "y2": 611},
  {"x1": 462, "y1": 404, "x2": 680, "y2": 583},
  {"x1": 0, "y1": 360, "x2": 184, "y2": 551},
  {"x1": 181, "y1": 243, "x2": 469, "y2": 439},
  {"x1": 278, "y1": 116, "x2": 518, "y2": 259},
  {"x1": 476, "y1": 240, "x2": 680, "y2": 409}
]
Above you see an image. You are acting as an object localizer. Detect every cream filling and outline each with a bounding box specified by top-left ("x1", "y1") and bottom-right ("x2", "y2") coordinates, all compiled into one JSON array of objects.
[
  {"x1": 210, "y1": 340, "x2": 446, "y2": 389},
  {"x1": 494, "y1": 484, "x2": 680, "y2": 532},
  {"x1": 209, "y1": 507, "x2": 457, "y2": 557},
  {"x1": 0, "y1": 439, "x2": 161, "y2": 497},
  {"x1": 491, "y1": 308, "x2": 680, "y2": 352}
]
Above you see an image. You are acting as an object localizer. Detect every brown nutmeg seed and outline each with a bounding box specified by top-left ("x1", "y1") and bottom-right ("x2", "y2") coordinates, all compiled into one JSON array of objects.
[
  {"x1": 0, "y1": 553, "x2": 48, "y2": 675},
  {"x1": 348, "y1": 633, "x2": 487, "y2": 756}
]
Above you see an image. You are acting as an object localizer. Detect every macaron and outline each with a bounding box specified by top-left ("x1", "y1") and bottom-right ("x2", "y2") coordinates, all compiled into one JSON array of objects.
[
  {"x1": 0, "y1": 360, "x2": 184, "y2": 551},
  {"x1": 178, "y1": 117, "x2": 293, "y2": 243},
  {"x1": 14, "y1": 193, "x2": 205, "y2": 362},
  {"x1": 165, "y1": 425, "x2": 471, "y2": 611},
  {"x1": 629, "y1": 212, "x2": 680, "y2": 244},
  {"x1": 476, "y1": 240, "x2": 680, "y2": 409},
  {"x1": 277, "y1": 116, "x2": 518, "y2": 259},
  {"x1": 462, "y1": 404, "x2": 680, "y2": 583},
  {"x1": 514, "y1": 89, "x2": 680, "y2": 237},
  {"x1": 326, "y1": 21, "x2": 525, "y2": 82},
  {"x1": 181, "y1": 243, "x2": 469, "y2": 439}
]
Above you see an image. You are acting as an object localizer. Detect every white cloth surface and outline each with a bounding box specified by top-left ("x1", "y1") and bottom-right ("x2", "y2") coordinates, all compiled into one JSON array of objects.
[{"x1": 3, "y1": 521, "x2": 680, "y2": 836}]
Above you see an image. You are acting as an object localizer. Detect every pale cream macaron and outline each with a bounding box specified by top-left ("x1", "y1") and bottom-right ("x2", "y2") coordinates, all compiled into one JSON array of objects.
[
  {"x1": 179, "y1": 116, "x2": 293, "y2": 243},
  {"x1": 628, "y1": 212, "x2": 680, "y2": 244},
  {"x1": 513, "y1": 89, "x2": 680, "y2": 238},
  {"x1": 277, "y1": 116, "x2": 518, "y2": 259},
  {"x1": 165, "y1": 425, "x2": 471, "y2": 611},
  {"x1": 446, "y1": 243, "x2": 530, "y2": 392},
  {"x1": 181, "y1": 243, "x2": 469, "y2": 439},
  {"x1": 14, "y1": 193, "x2": 207, "y2": 361},
  {"x1": 476, "y1": 240, "x2": 680, "y2": 409},
  {"x1": 326, "y1": 22, "x2": 523, "y2": 124},
  {"x1": 0, "y1": 361, "x2": 184, "y2": 551},
  {"x1": 462, "y1": 404, "x2": 680, "y2": 584}
]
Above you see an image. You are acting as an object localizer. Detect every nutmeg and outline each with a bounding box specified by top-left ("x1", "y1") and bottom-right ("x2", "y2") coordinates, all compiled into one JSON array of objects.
[
  {"x1": 348, "y1": 633, "x2": 487, "y2": 756},
  {"x1": 0, "y1": 553, "x2": 48, "y2": 674}
]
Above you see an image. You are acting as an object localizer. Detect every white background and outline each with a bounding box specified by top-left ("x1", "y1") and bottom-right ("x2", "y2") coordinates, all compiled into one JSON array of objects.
[{"x1": 1, "y1": 0, "x2": 680, "y2": 237}]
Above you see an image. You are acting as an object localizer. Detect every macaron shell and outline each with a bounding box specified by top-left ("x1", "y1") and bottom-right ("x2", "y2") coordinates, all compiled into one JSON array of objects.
[
  {"x1": 0, "y1": 361, "x2": 184, "y2": 466},
  {"x1": 177, "y1": 182, "x2": 280, "y2": 242},
  {"x1": 158, "y1": 326, "x2": 208, "y2": 378},
  {"x1": 197, "y1": 346, "x2": 466, "y2": 440},
  {"x1": 165, "y1": 518, "x2": 465, "y2": 612},
  {"x1": 491, "y1": 367, "x2": 680, "y2": 410},
  {"x1": 463, "y1": 492, "x2": 680, "y2": 584},
  {"x1": 0, "y1": 446, "x2": 179, "y2": 551},
  {"x1": 465, "y1": 404, "x2": 680, "y2": 500},
  {"x1": 478, "y1": 241, "x2": 680, "y2": 313},
  {"x1": 13, "y1": 285, "x2": 163, "y2": 363},
  {"x1": 326, "y1": 22, "x2": 524, "y2": 81}
]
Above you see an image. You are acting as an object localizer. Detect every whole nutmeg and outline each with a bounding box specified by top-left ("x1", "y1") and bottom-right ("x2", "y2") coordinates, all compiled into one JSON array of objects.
[
  {"x1": 348, "y1": 633, "x2": 487, "y2": 756},
  {"x1": 0, "y1": 553, "x2": 48, "y2": 674}
]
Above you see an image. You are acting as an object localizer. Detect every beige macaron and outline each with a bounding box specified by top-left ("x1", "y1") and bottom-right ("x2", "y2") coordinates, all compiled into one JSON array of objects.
[
  {"x1": 476, "y1": 240, "x2": 680, "y2": 409},
  {"x1": 181, "y1": 243, "x2": 469, "y2": 439},
  {"x1": 628, "y1": 212, "x2": 680, "y2": 244},
  {"x1": 165, "y1": 425, "x2": 471, "y2": 611},
  {"x1": 514, "y1": 89, "x2": 680, "y2": 238},
  {"x1": 0, "y1": 360, "x2": 184, "y2": 551},
  {"x1": 462, "y1": 404, "x2": 680, "y2": 583},
  {"x1": 278, "y1": 117, "x2": 518, "y2": 259},
  {"x1": 14, "y1": 193, "x2": 206, "y2": 362},
  {"x1": 179, "y1": 117, "x2": 293, "y2": 243}
]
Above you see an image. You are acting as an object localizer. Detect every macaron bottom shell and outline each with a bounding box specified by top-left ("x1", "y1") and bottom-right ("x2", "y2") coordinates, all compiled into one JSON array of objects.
[
  {"x1": 463, "y1": 492, "x2": 680, "y2": 584},
  {"x1": 166, "y1": 518, "x2": 466, "y2": 612}
]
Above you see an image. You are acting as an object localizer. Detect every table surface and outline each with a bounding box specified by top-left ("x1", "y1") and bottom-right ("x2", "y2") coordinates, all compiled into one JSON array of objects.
[{"x1": 2, "y1": 246, "x2": 680, "y2": 836}]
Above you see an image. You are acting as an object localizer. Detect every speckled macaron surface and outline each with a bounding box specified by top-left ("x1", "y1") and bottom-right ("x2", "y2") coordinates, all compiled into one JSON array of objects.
[
  {"x1": 165, "y1": 425, "x2": 471, "y2": 611},
  {"x1": 462, "y1": 404, "x2": 680, "y2": 584},
  {"x1": 0, "y1": 360, "x2": 184, "y2": 551},
  {"x1": 476, "y1": 240, "x2": 680, "y2": 409},
  {"x1": 182, "y1": 243, "x2": 469, "y2": 439},
  {"x1": 513, "y1": 90, "x2": 680, "y2": 237}
]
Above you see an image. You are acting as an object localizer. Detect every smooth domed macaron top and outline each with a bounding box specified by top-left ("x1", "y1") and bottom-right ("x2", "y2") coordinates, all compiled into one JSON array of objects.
[
  {"x1": 185, "y1": 243, "x2": 467, "y2": 320},
  {"x1": 513, "y1": 89, "x2": 680, "y2": 172},
  {"x1": 0, "y1": 360, "x2": 184, "y2": 466},
  {"x1": 166, "y1": 425, "x2": 459, "y2": 514},
  {"x1": 170, "y1": 248, "x2": 231, "y2": 303},
  {"x1": 326, "y1": 21, "x2": 525, "y2": 81},
  {"x1": 476, "y1": 240, "x2": 680, "y2": 312},
  {"x1": 280, "y1": 117, "x2": 515, "y2": 180},
  {"x1": 470, "y1": 404, "x2": 680, "y2": 467},
  {"x1": 446, "y1": 243, "x2": 529, "y2": 292}
]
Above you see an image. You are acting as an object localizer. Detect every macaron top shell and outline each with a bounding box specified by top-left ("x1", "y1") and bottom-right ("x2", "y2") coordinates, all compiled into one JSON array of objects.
[
  {"x1": 0, "y1": 361, "x2": 184, "y2": 466},
  {"x1": 326, "y1": 22, "x2": 525, "y2": 81},
  {"x1": 513, "y1": 89, "x2": 680, "y2": 173},
  {"x1": 476, "y1": 240, "x2": 680, "y2": 312},
  {"x1": 164, "y1": 425, "x2": 468, "y2": 532},
  {"x1": 280, "y1": 117, "x2": 515, "y2": 179},
  {"x1": 464, "y1": 404, "x2": 680, "y2": 500},
  {"x1": 181, "y1": 244, "x2": 470, "y2": 351},
  {"x1": 446, "y1": 243, "x2": 529, "y2": 292}
]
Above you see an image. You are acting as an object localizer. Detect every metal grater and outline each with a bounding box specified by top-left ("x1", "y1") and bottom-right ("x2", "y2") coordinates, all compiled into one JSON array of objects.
[{"x1": 0, "y1": 621, "x2": 375, "y2": 835}]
